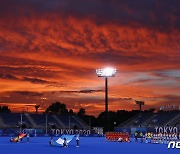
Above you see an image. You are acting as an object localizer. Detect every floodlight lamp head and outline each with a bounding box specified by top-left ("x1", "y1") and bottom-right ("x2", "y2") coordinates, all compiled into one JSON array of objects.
[
  {"x1": 135, "y1": 100, "x2": 145, "y2": 105},
  {"x1": 96, "y1": 67, "x2": 117, "y2": 77}
]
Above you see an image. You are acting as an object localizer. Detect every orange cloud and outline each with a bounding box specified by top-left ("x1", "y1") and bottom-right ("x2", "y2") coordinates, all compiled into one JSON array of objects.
[{"x1": 0, "y1": 0, "x2": 179, "y2": 116}]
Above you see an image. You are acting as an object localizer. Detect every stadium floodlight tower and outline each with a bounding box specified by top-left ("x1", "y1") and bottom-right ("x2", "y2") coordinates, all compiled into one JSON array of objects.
[
  {"x1": 96, "y1": 67, "x2": 117, "y2": 131},
  {"x1": 135, "y1": 100, "x2": 145, "y2": 115}
]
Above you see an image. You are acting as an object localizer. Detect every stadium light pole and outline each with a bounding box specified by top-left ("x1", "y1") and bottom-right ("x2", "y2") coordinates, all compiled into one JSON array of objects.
[
  {"x1": 135, "y1": 100, "x2": 145, "y2": 115},
  {"x1": 45, "y1": 114, "x2": 48, "y2": 135},
  {"x1": 96, "y1": 67, "x2": 117, "y2": 131},
  {"x1": 20, "y1": 114, "x2": 23, "y2": 133}
]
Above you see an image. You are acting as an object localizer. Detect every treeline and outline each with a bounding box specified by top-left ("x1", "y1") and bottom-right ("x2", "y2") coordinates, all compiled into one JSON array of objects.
[{"x1": 0, "y1": 106, "x2": 11, "y2": 113}]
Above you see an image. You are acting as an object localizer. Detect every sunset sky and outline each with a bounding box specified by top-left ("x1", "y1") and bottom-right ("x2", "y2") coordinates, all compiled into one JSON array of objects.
[{"x1": 0, "y1": 0, "x2": 180, "y2": 116}]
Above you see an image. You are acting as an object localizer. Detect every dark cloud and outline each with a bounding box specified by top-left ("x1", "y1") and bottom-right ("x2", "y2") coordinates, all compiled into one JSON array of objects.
[
  {"x1": 0, "y1": 0, "x2": 179, "y2": 30},
  {"x1": 128, "y1": 78, "x2": 163, "y2": 84},
  {"x1": 0, "y1": 74, "x2": 18, "y2": 80},
  {"x1": 116, "y1": 97, "x2": 133, "y2": 101},
  {"x1": 79, "y1": 89, "x2": 103, "y2": 93},
  {"x1": 0, "y1": 55, "x2": 94, "y2": 78},
  {"x1": 22, "y1": 77, "x2": 51, "y2": 84},
  {"x1": 0, "y1": 65, "x2": 56, "y2": 78},
  {"x1": 15, "y1": 91, "x2": 43, "y2": 96},
  {"x1": 59, "y1": 89, "x2": 103, "y2": 94},
  {"x1": 151, "y1": 71, "x2": 180, "y2": 81},
  {"x1": 0, "y1": 73, "x2": 62, "y2": 86}
]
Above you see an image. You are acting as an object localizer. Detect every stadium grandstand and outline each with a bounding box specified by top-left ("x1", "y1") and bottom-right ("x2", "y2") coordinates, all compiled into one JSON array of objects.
[
  {"x1": 118, "y1": 111, "x2": 180, "y2": 128},
  {"x1": 114, "y1": 100, "x2": 180, "y2": 137},
  {"x1": 0, "y1": 113, "x2": 90, "y2": 136}
]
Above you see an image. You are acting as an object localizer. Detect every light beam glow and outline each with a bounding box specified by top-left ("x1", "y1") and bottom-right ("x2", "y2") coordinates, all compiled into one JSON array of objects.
[{"x1": 96, "y1": 68, "x2": 117, "y2": 77}]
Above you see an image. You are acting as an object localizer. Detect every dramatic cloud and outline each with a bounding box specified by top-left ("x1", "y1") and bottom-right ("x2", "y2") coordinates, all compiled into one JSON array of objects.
[{"x1": 0, "y1": 0, "x2": 179, "y2": 115}]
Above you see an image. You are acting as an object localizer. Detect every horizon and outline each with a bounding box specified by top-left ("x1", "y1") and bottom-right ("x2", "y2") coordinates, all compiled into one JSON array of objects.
[
  {"x1": 0, "y1": 104, "x2": 179, "y2": 116},
  {"x1": 0, "y1": 0, "x2": 180, "y2": 116}
]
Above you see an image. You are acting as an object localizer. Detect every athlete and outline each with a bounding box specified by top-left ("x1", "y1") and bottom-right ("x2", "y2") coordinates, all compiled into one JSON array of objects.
[
  {"x1": 27, "y1": 133, "x2": 30, "y2": 143},
  {"x1": 63, "y1": 138, "x2": 68, "y2": 147},
  {"x1": 139, "y1": 132, "x2": 143, "y2": 143},
  {"x1": 145, "y1": 132, "x2": 148, "y2": 143},
  {"x1": 134, "y1": 131, "x2": 138, "y2": 142},
  {"x1": 49, "y1": 136, "x2": 53, "y2": 146},
  {"x1": 76, "y1": 133, "x2": 80, "y2": 147}
]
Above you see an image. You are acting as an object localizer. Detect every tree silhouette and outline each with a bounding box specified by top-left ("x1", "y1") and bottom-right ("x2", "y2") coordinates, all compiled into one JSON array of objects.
[
  {"x1": 0, "y1": 106, "x2": 11, "y2": 112},
  {"x1": 68, "y1": 109, "x2": 74, "y2": 115},
  {"x1": 77, "y1": 108, "x2": 86, "y2": 117},
  {"x1": 45, "y1": 102, "x2": 68, "y2": 114}
]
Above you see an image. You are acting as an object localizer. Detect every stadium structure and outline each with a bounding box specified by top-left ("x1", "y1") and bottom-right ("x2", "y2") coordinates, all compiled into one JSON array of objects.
[
  {"x1": 116, "y1": 111, "x2": 180, "y2": 135},
  {"x1": 0, "y1": 113, "x2": 90, "y2": 136},
  {"x1": 0, "y1": 110, "x2": 180, "y2": 154},
  {"x1": 119, "y1": 112, "x2": 180, "y2": 127},
  {"x1": 0, "y1": 110, "x2": 179, "y2": 136}
]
